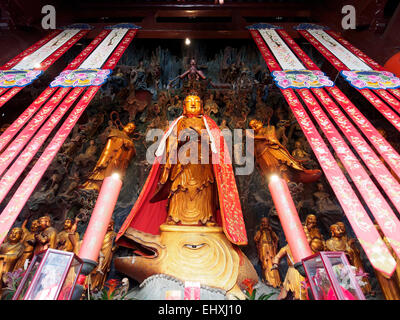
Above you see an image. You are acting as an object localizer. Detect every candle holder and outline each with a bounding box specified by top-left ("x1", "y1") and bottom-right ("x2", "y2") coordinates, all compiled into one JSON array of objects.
[{"x1": 13, "y1": 248, "x2": 83, "y2": 300}]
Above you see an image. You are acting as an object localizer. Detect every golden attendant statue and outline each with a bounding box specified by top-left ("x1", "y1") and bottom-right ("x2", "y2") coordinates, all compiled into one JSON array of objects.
[
  {"x1": 89, "y1": 220, "x2": 117, "y2": 291},
  {"x1": 82, "y1": 122, "x2": 136, "y2": 192},
  {"x1": 56, "y1": 218, "x2": 80, "y2": 254},
  {"x1": 14, "y1": 219, "x2": 39, "y2": 271},
  {"x1": 303, "y1": 214, "x2": 324, "y2": 253},
  {"x1": 254, "y1": 217, "x2": 281, "y2": 288},
  {"x1": 249, "y1": 119, "x2": 321, "y2": 184},
  {"x1": 34, "y1": 216, "x2": 57, "y2": 255},
  {"x1": 0, "y1": 228, "x2": 24, "y2": 288},
  {"x1": 272, "y1": 244, "x2": 307, "y2": 300}
]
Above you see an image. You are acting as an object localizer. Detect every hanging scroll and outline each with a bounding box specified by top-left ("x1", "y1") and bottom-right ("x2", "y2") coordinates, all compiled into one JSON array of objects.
[
  {"x1": 0, "y1": 24, "x2": 140, "y2": 246},
  {"x1": 248, "y1": 24, "x2": 397, "y2": 276},
  {"x1": 296, "y1": 24, "x2": 400, "y2": 131},
  {"x1": 0, "y1": 24, "x2": 91, "y2": 108},
  {"x1": 276, "y1": 26, "x2": 400, "y2": 269},
  {"x1": 0, "y1": 29, "x2": 110, "y2": 153}
]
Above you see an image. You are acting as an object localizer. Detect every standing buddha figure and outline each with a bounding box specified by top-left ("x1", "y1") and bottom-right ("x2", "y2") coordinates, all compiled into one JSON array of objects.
[
  {"x1": 153, "y1": 94, "x2": 217, "y2": 226},
  {"x1": 0, "y1": 228, "x2": 24, "y2": 288},
  {"x1": 82, "y1": 122, "x2": 136, "y2": 192},
  {"x1": 303, "y1": 214, "x2": 324, "y2": 253},
  {"x1": 34, "y1": 216, "x2": 58, "y2": 255},
  {"x1": 14, "y1": 219, "x2": 39, "y2": 271},
  {"x1": 56, "y1": 218, "x2": 80, "y2": 254},
  {"x1": 254, "y1": 217, "x2": 281, "y2": 288},
  {"x1": 272, "y1": 244, "x2": 307, "y2": 300},
  {"x1": 249, "y1": 119, "x2": 321, "y2": 184},
  {"x1": 89, "y1": 220, "x2": 117, "y2": 291}
]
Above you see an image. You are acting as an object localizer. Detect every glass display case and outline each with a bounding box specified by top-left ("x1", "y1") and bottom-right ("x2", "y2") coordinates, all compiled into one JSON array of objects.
[
  {"x1": 12, "y1": 248, "x2": 83, "y2": 300},
  {"x1": 302, "y1": 251, "x2": 365, "y2": 300}
]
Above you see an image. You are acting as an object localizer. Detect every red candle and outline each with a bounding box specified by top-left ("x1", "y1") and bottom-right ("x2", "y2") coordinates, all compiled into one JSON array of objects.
[
  {"x1": 268, "y1": 175, "x2": 312, "y2": 263},
  {"x1": 78, "y1": 173, "x2": 123, "y2": 262}
]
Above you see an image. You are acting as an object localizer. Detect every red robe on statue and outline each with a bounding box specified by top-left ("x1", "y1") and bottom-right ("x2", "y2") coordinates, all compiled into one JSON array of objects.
[{"x1": 116, "y1": 115, "x2": 248, "y2": 247}]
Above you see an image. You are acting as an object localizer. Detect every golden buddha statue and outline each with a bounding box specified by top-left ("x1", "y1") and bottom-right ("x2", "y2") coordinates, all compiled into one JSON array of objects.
[
  {"x1": 303, "y1": 214, "x2": 324, "y2": 252},
  {"x1": 14, "y1": 219, "x2": 39, "y2": 271},
  {"x1": 373, "y1": 223, "x2": 400, "y2": 300},
  {"x1": 89, "y1": 220, "x2": 116, "y2": 291},
  {"x1": 82, "y1": 122, "x2": 136, "y2": 192},
  {"x1": 154, "y1": 94, "x2": 217, "y2": 226},
  {"x1": 291, "y1": 140, "x2": 310, "y2": 161},
  {"x1": 272, "y1": 244, "x2": 307, "y2": 300},
  {"x1": 254, "y1": 217, "x2": 281, "y2": 288},
  {"x1": 248, "y1": 119, "x2": 321, "y2": 184},
  {"x1": 333, "y1": 222, "x2": 372, "y2": 295},
  {"x1": 34, "y1": 216, "x2": 58, "y2": 255},
  {"x1": 56, "y1": 218, "x2": 80, "y2": 254},
  {"x1": 0, "y1": 228, "x2": 24, "y2": 288},
  {"x1": 325, "y1": 224, "x2": 348, "y2": 252},
  {"x1": 115, "y1": 93, "x2": 256, "y2": 298}
]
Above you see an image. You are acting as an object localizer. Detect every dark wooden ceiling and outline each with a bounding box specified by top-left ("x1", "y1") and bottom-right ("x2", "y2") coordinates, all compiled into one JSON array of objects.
[{"x1": 0, "y1": 0, "x2": 399, "y2": 65}]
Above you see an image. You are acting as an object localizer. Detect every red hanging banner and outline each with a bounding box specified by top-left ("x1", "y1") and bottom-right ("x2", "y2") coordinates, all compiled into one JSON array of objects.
[
  {"x1": 0, "y1": 30, "x2": 61, "y2": 70},
  {"x1": 0, "y1": 29, "x2": 89, "y2": 108},
  {"x1": 0, "y1": 27, "x2": 138, "y2": 245},
  {"x1": 0, "y1": 29, "x2": 110, "y2": 161},
  {"x1": 297, "y1": 28, "x2": 400, "y2": 130},
  {"x1": 249, "y1": 27, "x2": 397, "y2": 276},
  {"x1": 0, "y1": 87, "x2": 84, "y2": 203},
  {"x1": 277, "y1": 29, "x2": 400, "y2": 181},
  {"x1": 0, "y1": 88, "x2": 70, "y2": 175}
]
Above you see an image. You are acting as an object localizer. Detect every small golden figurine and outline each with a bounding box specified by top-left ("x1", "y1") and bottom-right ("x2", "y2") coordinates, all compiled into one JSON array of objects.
[
  {"x1": 303, "y1": 214, "x2": 324, "y2": 253},
  {"x1": 203, "y1": 93, "x2": 219, "y2": 117},
  {"x1": 14, "y1": 219, "x2": 39, "y2": 271},
  {"x1": 254, "y1": 217, "x2": 281, "y2": 288},
  {"x1": 248, "y1": 119, "x2": 321, "y2": 184},
  {"x1": 0, "y1": 228, "x2": 24, "y2": 288},
  {"x1": 82, "y1": 122, "x2": 136, "y2": 192},
  {"x1": 56, "y1": 218, "x2": 80, "y2": 254},
  {"x1": 291, "y1": 140, "x2": 310, "y2": 161},
  {"x1": 373, "y1": 223, "x2": 400, "y2": 300},
  {"x1": 272, "y1": 244, "x2": 307, "y2": 300},
  {"x1": 89, "y1": 220, "x2": 117, "y2": 291},
  {"x1": 34, "y1": 216, "x2": 58, "y2": 255}
]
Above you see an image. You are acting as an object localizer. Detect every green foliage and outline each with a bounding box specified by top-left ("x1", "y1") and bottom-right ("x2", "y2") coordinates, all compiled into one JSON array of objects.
[{"x1": 244, "y1": 288, "x2": 275, "y2": 300}]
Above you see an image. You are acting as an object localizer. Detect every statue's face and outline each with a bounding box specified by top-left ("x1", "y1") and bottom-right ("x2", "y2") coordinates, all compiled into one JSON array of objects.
[
  {"x1": 336, "y1": 222, "x2": 345, "y2": 235},
  {"x1": 249, "y1": 120, "x2": 262, "y2": 131},
  {"x1": 39, "y1": 216, "x2": 50, "y2": 230},
  {"x1": 9, "y1": 228, "x2": 22, "y2": 242},
  {"x1": 123, "y1": 123, "x2": 136, "y2": 134},
  {"x1": 317, "y1": 183, "x2": 324, "y2": 191},
  {"x1": 306, "y1": 215, "x2": 317, "y2": 228},
  {"x1": 295, "y1": 141, "x2": 301, "y2": 148},
  {"x1": 64, "y1": 219, "x2": 73, "y2": 230},
  {"x1": 260, "y1": 217, "x2": 269, "y2": 229},
  {"x1": 31, "y1": 219, "x2": 40, "y2": 232},
  {"x1": 184, "y1": 95, "x2": 202, "y2": 116},
  {"x1": 330, "y1": 224, "x2": 341, "y2": 237}
]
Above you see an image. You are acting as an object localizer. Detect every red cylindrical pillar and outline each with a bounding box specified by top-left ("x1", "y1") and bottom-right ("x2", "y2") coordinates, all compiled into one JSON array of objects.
[
  {"x1": 268, "y1": 175, "x2": 313, "y2": 263},
  {"x1": 79, "y1": 173, "x2": 123, "y2": 262}
]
